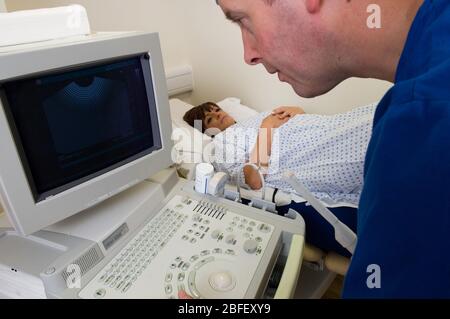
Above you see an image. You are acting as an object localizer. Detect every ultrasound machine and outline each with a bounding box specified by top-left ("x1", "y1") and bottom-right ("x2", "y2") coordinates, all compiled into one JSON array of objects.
[{"x1": 0, "y1": 32, "x2": 305, "y2": 299}]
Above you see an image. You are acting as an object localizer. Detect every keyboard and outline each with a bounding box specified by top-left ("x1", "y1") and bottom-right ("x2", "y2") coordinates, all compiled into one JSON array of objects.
[{"x1": 96, "y1": 209, "x2": 187, "y2": 295}]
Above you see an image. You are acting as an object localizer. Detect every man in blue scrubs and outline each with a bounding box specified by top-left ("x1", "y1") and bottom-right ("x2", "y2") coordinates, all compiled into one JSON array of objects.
[{"x1": 216, "y1": 0, "x2": 449, "y2": 297}]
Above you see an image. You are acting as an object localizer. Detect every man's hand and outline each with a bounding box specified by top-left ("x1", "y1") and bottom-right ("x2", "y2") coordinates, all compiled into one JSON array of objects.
[
  {"x1": 178, "y1": 290, "x2": 193, "y2": 299},
  {"x1": 271, "y1": 106, "x2": 305, "y2": 120}
]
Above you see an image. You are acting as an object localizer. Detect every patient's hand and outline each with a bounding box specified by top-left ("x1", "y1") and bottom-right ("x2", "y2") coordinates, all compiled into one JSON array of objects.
[
  {"x1": 246, "y1": 113, "x2": 291, "y2": 187},
  {"x1": 271, "y1": 106, "x2": 305, "y2": 120},
  {"x1": 261, "y1": 113, "x2": 290, "y2": 129},
  {"x1": 244, "y1": 165, "x2": 263, "y2": 190},
  {"x1": 248, "y1": 114, "x2": 287, "y2": 174}
]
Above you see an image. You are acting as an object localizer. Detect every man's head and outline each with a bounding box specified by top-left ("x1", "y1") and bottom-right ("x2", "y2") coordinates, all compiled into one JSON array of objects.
[
  {"x1": 183, "y1": 102, "x2": 236, "y2": 133},
  {"x1": 217, "y1": 0, "x2": 424, "y2": 97}
]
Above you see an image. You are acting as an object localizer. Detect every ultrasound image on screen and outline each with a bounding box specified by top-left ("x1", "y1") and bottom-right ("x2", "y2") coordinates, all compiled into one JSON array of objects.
[
  {"x1": 3, "y1": 56, "x2": 162, "y2": 201},
  {"x1": 44, "y1": 77, "x2": 134, "y2": 156}
]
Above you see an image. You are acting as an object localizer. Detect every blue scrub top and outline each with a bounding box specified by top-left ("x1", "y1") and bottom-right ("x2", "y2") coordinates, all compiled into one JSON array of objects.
[{"x1": 343, "y1": 0, "x2": 450, "y2": 298}]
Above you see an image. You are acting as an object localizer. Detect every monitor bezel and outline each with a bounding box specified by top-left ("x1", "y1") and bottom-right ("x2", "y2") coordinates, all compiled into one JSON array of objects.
[
  {"x1": 2, "y1": 54, "x2": 163, "y2": 203},
  {"x1": 0, "y1": 32, "x2": 173, "y2": 235}
]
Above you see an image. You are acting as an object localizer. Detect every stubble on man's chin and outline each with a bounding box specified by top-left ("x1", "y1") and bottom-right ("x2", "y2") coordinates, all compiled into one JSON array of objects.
[
  {"x1": 291, "y1": 83, "x2": 320, "y2": 99},
  {"x1": 291, "y1": 79, "x2": 340, "y2": 98}
]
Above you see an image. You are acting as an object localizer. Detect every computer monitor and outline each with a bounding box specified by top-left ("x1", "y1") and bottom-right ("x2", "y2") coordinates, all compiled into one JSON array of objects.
[{"x1": 0, "y1": 32, "x2": 173, "y2": 236}]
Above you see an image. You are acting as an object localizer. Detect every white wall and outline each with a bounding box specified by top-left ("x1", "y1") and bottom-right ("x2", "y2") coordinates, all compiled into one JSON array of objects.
[
  {"x1": 6, "y1": 0, "x2": 191, "y2": 77},
  {"x1": 6, "y1": 0, "x2": 392, "y2": 114},
  {"x1": 0, "y1": 0, "x2": 6, "y2": 12}
]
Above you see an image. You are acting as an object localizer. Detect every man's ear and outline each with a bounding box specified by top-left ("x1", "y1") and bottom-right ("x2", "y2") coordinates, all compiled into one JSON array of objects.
[{"x1": 305, "y1": 0, "x2": 322, "y2": 14}]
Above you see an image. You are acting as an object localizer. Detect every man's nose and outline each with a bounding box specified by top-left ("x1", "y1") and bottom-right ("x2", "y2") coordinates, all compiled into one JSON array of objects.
[{"x1": 242, "y1": 32, "x2": 262, "y2": 65}]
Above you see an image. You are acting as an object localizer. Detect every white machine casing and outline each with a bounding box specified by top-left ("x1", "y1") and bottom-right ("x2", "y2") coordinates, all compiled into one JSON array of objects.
[
  {"x1": 0, "y1": 5, "x2": 91, "y2": 47},
  {"x1": 0, "y1": 169, "x2": 306, "y2": 299}
]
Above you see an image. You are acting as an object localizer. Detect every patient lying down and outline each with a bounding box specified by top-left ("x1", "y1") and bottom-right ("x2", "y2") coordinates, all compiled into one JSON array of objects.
[{"x1": 183, "y1": 102, "x2": 376, "y2": 206}]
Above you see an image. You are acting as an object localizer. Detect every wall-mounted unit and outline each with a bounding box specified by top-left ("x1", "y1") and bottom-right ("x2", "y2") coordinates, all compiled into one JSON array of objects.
[
  {"x1": 0, "y1": 5, "x2": 90, "y2": 47},
  {"x1": 166, "y1": 65, "x2": 194, "y2": 97}
]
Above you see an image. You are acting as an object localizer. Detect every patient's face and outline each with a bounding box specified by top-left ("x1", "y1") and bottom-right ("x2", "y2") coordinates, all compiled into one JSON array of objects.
[{"x1": 204, "y1": 106, "x2": 236, "y2": 132}]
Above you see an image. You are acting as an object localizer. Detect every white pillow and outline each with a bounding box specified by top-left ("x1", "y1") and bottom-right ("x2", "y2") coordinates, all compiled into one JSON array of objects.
[
  {"x1": 216, "y1": 97, "x2": 259, "y2": 122},
  {"x1": 169, "y1": 97, "x2": 258, "y2": 128},
  {"x1": 169, "y1": 98, "x2": 211, "y2": 149},
  {"x1": 169, "y1": 98, "x2": 203, "y2": 132},
  {"x1": 169, "y1": 98, "x2": 259, "y2": 166}
]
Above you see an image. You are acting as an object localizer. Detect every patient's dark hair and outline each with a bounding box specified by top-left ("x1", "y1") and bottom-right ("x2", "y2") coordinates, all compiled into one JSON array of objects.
[{"x1": 183, "y1": 102, "x2": 219, "y2": 133}]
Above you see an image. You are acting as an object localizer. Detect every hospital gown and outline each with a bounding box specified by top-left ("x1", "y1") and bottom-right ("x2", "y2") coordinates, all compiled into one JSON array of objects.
[{"x1": 212, "y1": 104, "x2": 376, "y2": 206}]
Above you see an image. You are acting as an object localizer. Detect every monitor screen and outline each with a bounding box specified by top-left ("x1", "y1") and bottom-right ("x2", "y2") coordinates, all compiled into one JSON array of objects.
[{"x1": 2, "y1": 55, "x2": 162, "y2": 202}]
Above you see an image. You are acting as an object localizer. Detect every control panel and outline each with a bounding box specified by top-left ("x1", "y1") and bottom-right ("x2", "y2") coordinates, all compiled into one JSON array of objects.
[{"x1": 79, "y1": 195, "x2": 275, "y2": 299}]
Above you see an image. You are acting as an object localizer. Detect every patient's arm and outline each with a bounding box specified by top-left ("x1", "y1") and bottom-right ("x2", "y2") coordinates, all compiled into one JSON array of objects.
[
  {"x1": 244, "y1": 114, "x2": 290, "y2": 190},
  {"x1": 272, "y1": 106, "x2": 305, "y2": 119}
]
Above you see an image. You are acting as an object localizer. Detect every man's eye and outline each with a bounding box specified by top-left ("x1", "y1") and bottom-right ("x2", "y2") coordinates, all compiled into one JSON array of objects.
[{"x1": 231, "y1": 16, "x2": 243, "y2": 25}]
